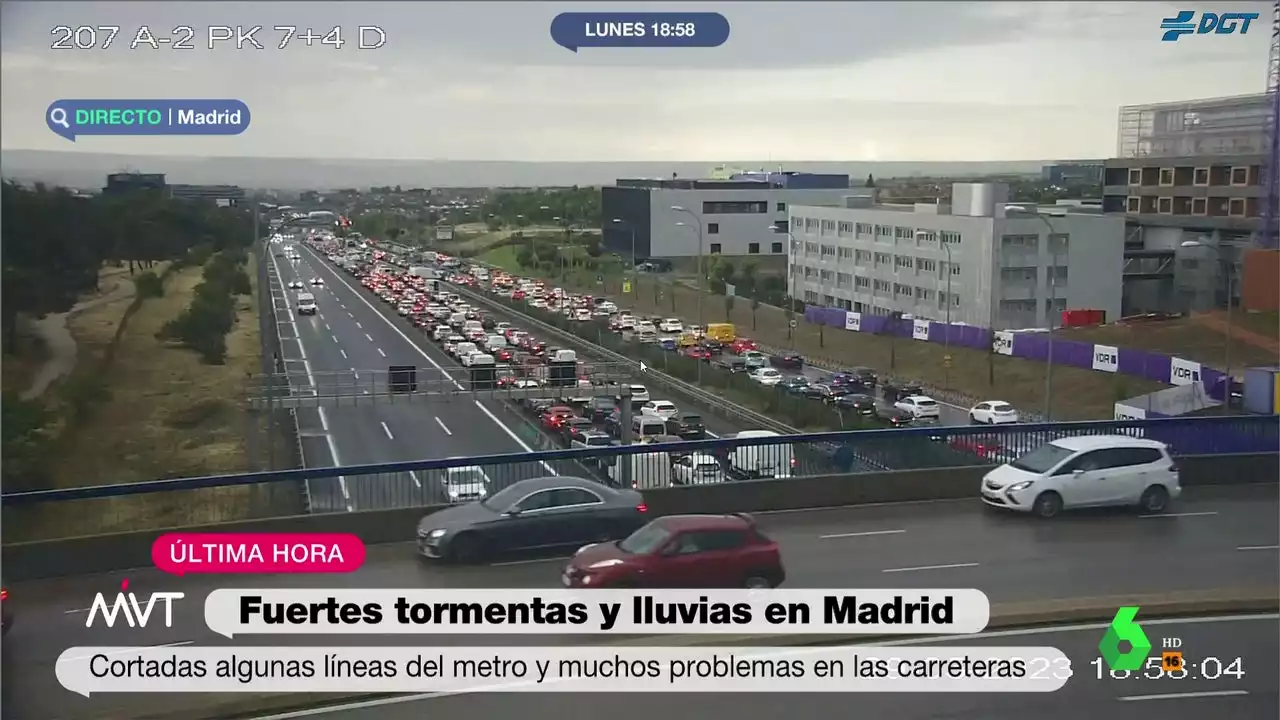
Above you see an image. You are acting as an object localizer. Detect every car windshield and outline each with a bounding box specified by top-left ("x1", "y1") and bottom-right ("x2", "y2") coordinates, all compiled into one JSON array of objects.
[
  {"x1": 618, "y1": 524, "x2": 672, "y2": 554},
  {"x1": 1009, "y1": 443, "x2": 1074, "y2": 474},
  {"x1": 446, "y1": 469, "x2": 485, "y2": 486}
]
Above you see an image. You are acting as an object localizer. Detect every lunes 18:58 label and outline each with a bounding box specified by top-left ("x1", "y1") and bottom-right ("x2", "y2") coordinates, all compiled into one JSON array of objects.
[{"x1": 550, "y1": 12, "x2": 730, "y2": 52}]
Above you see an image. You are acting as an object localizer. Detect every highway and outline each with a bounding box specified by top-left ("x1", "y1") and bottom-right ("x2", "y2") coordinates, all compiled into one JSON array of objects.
[
  {"x1": 267, "y1": 614, "x2": 1278, "y2": 720},
  {"x1": 4, "y1": 484, "x2": 1275, "y2": 720},
  {"x1": 266, "y1": 242, "x2": 568, "y2": 512}
]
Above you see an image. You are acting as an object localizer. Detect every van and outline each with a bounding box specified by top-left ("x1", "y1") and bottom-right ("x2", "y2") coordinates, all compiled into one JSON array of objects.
[
  {"x1": 550, "y1": 349, "x2": 577, "y2": 363},
  {"x1": 632, "y1": 415, "x2": 667, "y2": 440},
  {"x1": 728, "y1": 430, "x2": 795, "y2": 479},
  {"x1": 463, "y1": 320, "x2": 484, "y2": 334},
  {"x1": 296, "y1": 293, "x2": 317, "y2": 315},
  {"x1": 707, "y1": 323, "x2": 736, "y2": 342},
  {"x1": 609, "y1": 451, "x2": 675, "y2": 490}
]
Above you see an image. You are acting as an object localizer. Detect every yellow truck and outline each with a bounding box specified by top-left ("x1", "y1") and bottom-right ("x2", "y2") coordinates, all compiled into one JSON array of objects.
[{"x1": 706, "y1": 323, "x2": 736, "y2": 342}]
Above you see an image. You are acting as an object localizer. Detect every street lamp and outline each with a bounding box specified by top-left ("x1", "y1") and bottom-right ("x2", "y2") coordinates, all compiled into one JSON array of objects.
[
  {"x1": 612, "y1": 218, "x2": 636, "y2": 282},
  {"x1": 1005, "y1": 205, "x2": 1064, "y2": 420},
  {"x1": 1181, "y1": 239, "x2": 1235, "y2": 408},
  {"x1": 917, "y1": 230, "x2": 954, "y2": 386},
  {"x1": 672, "y1": 205, "x2": 705, "y2": 329}
]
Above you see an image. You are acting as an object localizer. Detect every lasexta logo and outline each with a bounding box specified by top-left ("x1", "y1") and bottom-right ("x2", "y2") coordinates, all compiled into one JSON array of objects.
[
  {"x1": 1099, "y1": 606, "x2": 1152, "y2": 671},
  {"x1": 1161, "y1": 10, "x2": 1259, "y2": 41},
  {"x1": 86, "y1": 578, "x2": 184, "y2": 628}
]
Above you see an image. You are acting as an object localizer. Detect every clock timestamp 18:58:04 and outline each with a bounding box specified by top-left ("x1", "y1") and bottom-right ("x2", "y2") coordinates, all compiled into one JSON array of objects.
[{"x1": 1091, "y1": 656, "x2": 1246, "y2": 681}]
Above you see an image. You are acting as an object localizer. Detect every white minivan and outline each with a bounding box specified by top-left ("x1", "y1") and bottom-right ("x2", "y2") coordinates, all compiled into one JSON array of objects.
[
  {"x1": 728, "y1": 430, "x2": 795, "y2": 480},
  {"x1": 980, "y1": 435, "x2": 1181, "y2": 519},
  {"x1": 295, "y1": 293, "x2": 317, "y2": 315}
]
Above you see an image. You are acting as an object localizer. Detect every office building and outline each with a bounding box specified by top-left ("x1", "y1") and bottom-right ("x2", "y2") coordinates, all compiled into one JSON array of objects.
[
  {"x1": 103, "y1": 172, "x2": 166, "y2": 195},
  {"x1": 1102, "y1": 93, "x2": 1273, "y2": 312},
  {"x1": 167, "y1": 183, "x2": 245, "y2": 206},
  {"x1": 600, "y1": 171, "x2": 853, "y2": 261},
  {"x1": 101, "y1": 173, "x2": 245, "y2": 207},
  {"x1": 788, "y1": 183, "x2": 1125, "y2": 330},
  {"x1": 1041, "y1": 162, "x2": 1104, "y2": 186}
]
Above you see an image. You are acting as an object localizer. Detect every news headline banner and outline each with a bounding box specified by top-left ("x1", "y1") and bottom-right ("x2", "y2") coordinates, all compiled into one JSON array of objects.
[
  {"x1": 203, "y1": 589, "x2": 990, "y2": 637},
  {"x1": 46, "y1": 99, "x2": 250, "y2": 141},
  {"x1": 57, "y1": 645, "x2": 1073, "y2": 696}
]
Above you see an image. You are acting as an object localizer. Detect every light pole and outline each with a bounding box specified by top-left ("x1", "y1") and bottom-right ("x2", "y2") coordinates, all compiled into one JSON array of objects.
[
  {"x1": 612, "y1": 218, "x2": 636, "y2": 291},
  {"x1": 917, "y1": 230, "x2": 954, "y2": 386},
  {"x1": 1181, "y1": 239, "x2": 1234, "y2": 409},
  {"x1": 1006, "y1": 206, "x2": 1062, "y2": 420},
  {"x1": 672, "y1": 206, "x2": 705, "y2": 329},
  {"x1": 769, "y1": 224, "x2": 801, "y2": 345}
]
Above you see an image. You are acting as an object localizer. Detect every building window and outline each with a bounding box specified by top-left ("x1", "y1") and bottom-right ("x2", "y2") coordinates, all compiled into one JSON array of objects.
[
  {"x1": 939, "y1": 231, "x2": 961, "y2": 245},
  {"x1": 855, "y1": 222, "x2": 873, "y2": 238},
  {"x1": 771, "y1": 241, "x2": 783, "y2": 253},
  {"x1": 874, "y1": 225, "x2": 892, "y2": 240},
  {"x1": 790, "y1": 216, "x2": 801, "y2": 231},
  {"x1": 772, "y1": 220, "x2": 789, "y2": 234},
  {"x1": 894, "y1": 255, "x2": 914, "y2": 270},
  {"x1": 820, "y1": 219, "x2": 837, "y2": 236},
  {"x1": 837, "y1": 221, "x2": 854, "y2": 237},
  {"x1": 776, "y1": 202, "x2": 786, "y2": 212},
  {"x1": 949, "y1": 262, "x2": 961, "y2": 276},
  {"x1": 1128, "y1": 168, "x2": 1141, "y2": 185},
  {"x1": 854, "y1": 276, "x2": 870, "y2": 289},
  {"x1": 1191, "y1": 197, "x2": 1207, "y2": 215},
  {"x1": 915, "y1": 230, "x2": 937, "y2": 244},
  {"x1": 1193, "y1": 167, "x2": 1209, "y2": 186},
  {"x1": 1000, "y1": 234, "x2": 1037, "y2": 249},
  {"x1": 702, "y1": 201, "x2": 767, "y2": 214},
  {"x1": 873, "y1": 252, "x2": 891, "y2": 266},
  {"x1": 1228, "y1": 198, "x2": 1245, "y2": 217},
  {"x1": 1049, "y1": 233, "x2": 1070, "y2": 255},
  {"x1": 917, "y1": 258, "x2": 937, "y2": 273},
  {"x1": 1126, "y1": 196, "x2": 1140, "y2": 212},
  {"x1": 708, "y1": 243, "x2": 722, "y2": 254},
  {"x1": 748, "y1": 242, "x2": 760, "y2": 254},
  {"x1": 1158, "y1": 168, "x2": 1174, "y2": 186},
  {"x1": 1230, "y1": 167, "x2": 1248, "y2": 186},
  {"x1": 1157, "y1": 197, "x2": 1173, "y2": 214},
  {"x1": 707, "y1": 223, "x2": 720, "y2": 234}
]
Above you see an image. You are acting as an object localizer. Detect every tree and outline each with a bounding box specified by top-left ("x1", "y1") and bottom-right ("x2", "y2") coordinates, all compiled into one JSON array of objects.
[
  {"x1": 865, "y1": 173, "x2": 876, "y2": 188},
  {"x1": 750, "y1": 297, "x2": 761, "y2": 330}
]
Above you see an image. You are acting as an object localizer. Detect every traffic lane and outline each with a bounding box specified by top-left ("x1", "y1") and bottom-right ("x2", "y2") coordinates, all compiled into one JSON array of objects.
[
  {"x1": 302, "y1": 248, "x2": 554, "y2": 470},
  {"x1": 240, "y1": 615, "x2": 1277, "y2": 720},
  {"x1": 795, "y1": 362, "x2": 971, "y2": 425},
  {"x1": 13, "y1": 485, "x2": 1271, "y2": 653}
]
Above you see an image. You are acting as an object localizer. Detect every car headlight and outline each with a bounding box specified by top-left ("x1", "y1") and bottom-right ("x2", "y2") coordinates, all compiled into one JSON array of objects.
[
  {"x1": 1006, "y1": 481, "x2": 1033, "y2": 492},
  {"x1": 588, "y1": 559, "x2": 624, "y2": 569},
  {"x1": 427, "y1": 528, "x2": 447, "y2": 539}
]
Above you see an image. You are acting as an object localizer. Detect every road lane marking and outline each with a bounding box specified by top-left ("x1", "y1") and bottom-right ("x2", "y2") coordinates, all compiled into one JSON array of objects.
[
  {"x1": 348, "y1": 312, "x2": 354, "y2": 318},
  {"x1": 821, "y1": 529, "x2": 906, "y2": 539},
  {"x1": 240, "y1": 614, "x2": 1276, "y2": 719},
  {"x1": 882, "y1": 562, "x2": 979, "y2": 573},
  {"x1": 301, "y1": 246, "x2": 555, "y2": 474},
  {"x1": 339, "y1": 349, "x2": 347, "y2": 359},
  {"x1": 63, "y1": 607, "x2": 90, "y2": 614},
  {"x1": 1238, "y1": 544, "x2": 1279, "y2": 551},
  {"x1": 490, "y1": 556, "x2": 570, "y2": 567},
  {"x1": 435, "y1": 417, "x2": 453, "y2": 435},
  {"x1": 1140, "y1": 511, "x2": 1218, "y2": 519},
  {"x1": 61, "y1": 640, "x2": 194, "y2": 661},
  {"x1": 377, "y1": 348, "x2": 386, "y2": 357},
  {"x1": 380, "y1": 422, "x2": 394, "y2": 440},
  {"x1": 324, "y1": 323, "x2": 330, "y2": 331},
  {"x1": 332, "y1": 335, "x2": 339, "y2": 343},
  {"x1": 352, "y1": 369, "x2": 359, "y2": 379},
  {"x1": 268, "y1": 248, "x2": 352, "y2": 512},
  {"x1": 356, "y1": 321, "x2": 363, "y2": 329},
  {"x1": 365, "y1": 333, "x2": 374, "y2": 342},
  {"x1": 410, "y1": 471, "x2": 422, "y2": 488},
  {"x1": 1119, "y1": 690, "x2": 1248, "y2": 702}
]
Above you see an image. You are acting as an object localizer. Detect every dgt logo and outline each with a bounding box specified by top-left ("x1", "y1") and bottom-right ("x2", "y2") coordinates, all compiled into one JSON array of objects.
[
  {"x1": 1161, "y1": 10, "x2": 1259, "y2": 41},
  {"x1": 86, "y1": 579, "x2": 184, "y2": 629}
]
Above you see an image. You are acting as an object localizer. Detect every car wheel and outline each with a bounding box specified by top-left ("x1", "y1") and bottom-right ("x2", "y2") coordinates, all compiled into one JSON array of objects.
[
  {"x1": 969, "y1": 413, "x2": 980, "y2": 425},
  {"x1": 743, "y1": 574, "x2": 774, "y2": 589},
  {"x1": 1139, "y1": 486, "x2": 1170, "y2": 514},
  {"x1": 1032, "y1": 492, "x2": 1063, "y2": 518},
  {"x1": 448, "y1": 533, "x2": 485, "y2": 564}
]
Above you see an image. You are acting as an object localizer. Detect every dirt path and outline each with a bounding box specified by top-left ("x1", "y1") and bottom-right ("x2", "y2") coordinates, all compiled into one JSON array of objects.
[
  {"x1": 19, "y1": 278, "x2": 137, "y2": 400},
  {"x1": 1194, "y1": 311, "x2": 1280, "y2": 356}
]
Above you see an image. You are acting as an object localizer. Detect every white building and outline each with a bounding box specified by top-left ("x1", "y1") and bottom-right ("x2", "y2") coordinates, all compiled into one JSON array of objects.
[
  {"x1": 600, "y1": 173, "x2": 855, "y2": 260},
  {"x1": 787, "y1": 183, "x2": 1125, "y2": 330}
]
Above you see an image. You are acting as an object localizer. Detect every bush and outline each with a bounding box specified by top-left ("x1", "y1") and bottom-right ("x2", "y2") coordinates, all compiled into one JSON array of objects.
[
  {"x1": 1, "y1": 391, "x2": 52, "y2": 491},
  {"x1": 134, "y1": 271, "x2": 164, "y2": 298},
  {"x1": 157, "y1": 250, "x2": 245, "y2": 363}
]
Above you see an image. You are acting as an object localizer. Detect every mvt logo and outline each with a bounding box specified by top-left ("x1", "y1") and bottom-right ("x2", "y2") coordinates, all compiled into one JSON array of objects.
[
  {"x1": 1161, "y1": 11, "x2": 1259, "y2": 41},
  {"x1": 86, "y1": 578, "x2": 184, "y2": 629}
]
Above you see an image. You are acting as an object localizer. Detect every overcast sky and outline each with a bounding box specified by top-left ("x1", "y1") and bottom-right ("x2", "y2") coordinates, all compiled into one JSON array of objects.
[{"x1": 1, "y1": 1, "x2": 1272, "y2": 161}]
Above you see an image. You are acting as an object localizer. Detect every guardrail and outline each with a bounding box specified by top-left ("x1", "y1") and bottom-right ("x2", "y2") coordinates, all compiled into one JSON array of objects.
[{"x1": 3, "y1": 415, "x2": 1275, "y2": 543}]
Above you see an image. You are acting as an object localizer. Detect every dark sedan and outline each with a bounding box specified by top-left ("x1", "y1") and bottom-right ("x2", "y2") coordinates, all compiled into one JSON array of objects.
[
  {"x1": 780, "y1": 375, "x2": 810, "y2": 394},
  {"x1": 802, "y1": 383, "x2": 846, "y2": 401},
  {"x1": 416, "y1": 476, "x2": 649, "y2": 563},
  {"x1": 769, "y1": 352, "x2": 805, "y2": 370},
  {"x1": 875, "y1": 403, "x2": 914, "y2": 427},
  {"x1": 587, "y1": 396, "x2": 617, "y2": 422},
  {"x1": 833, "y1": 393, "x2": 877, "y2": 414},
  {"x1": 664, "y1": 412, "x2": 706, "y2": 440}
]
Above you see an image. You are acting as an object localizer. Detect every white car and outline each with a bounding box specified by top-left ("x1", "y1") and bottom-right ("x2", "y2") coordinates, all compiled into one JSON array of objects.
[
  {"x1": 512, "y1": 379, "x2": 541, "y2": 389},
  {"x1": 310, "y1": 277, "x2": 324, "y2": 286},
  {"x1": 440, "y1": 466, "x2": 491, "y2": 503},
  {"x1": 431, "y1": 325, "x2": 451, "y2": 341},
  {"x1": 672, "y1": 453, "x2": 725, "y2": 485},
  {"x1": 622, "y1": 384, "x2": 650, "y2": 405},
  {"x1": 658, "y1": 318, "x2": 683, "y2": 333},
  {"x1": 443, "y1": 335, "x2": 465, "y2": 354},
  {"x1": 970, "y1": 401, "x2": 1020, "y2": 425},
  {"x1": 397, "y1": 303, "x2": 414, "y2": 316},
  {"x1": 460, "y1": 351, "x2": 488, "y2": 367},
  {"x1": 980, "y1": 435, "x2": 1181, "y2": 518},
  {"x1": 640, "y1": 400, "x2": 678, "y2": 420},
  {"x1": 287, "y1": 280, "x2": 304, "y2": 290},
  {"x1": 749, "y1": 367, "x2": 783, "y2": 386},
  {"x1": 574, "y1": 309, "x2": 592, "y2": 322},
  {"x1": 895, "y1": 395, "x2": 940, "y2": 420}
]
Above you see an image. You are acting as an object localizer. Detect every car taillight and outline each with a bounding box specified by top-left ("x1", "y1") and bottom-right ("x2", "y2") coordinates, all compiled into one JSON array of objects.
[
  {"x1": 636, "y1": 504, "x2": 648, "y2": 513},
  {"x1": 1, "y1": 589, "x2": 8, "y2": 601},
  {"x1": 790, "y1": 457, "x2": 797, "y2": 467}
]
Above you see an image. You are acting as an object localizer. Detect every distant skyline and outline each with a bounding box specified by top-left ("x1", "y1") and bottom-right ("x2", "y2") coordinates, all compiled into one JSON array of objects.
[{"x1": 2, "y1": 1, "x2": 1273, "y2": 162}]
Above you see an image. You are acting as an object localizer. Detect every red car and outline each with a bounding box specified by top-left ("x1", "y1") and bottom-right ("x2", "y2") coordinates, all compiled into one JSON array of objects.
[
  {"x1": 562, "y1": 513, "x2": 785, "y2": 589},
  {"x1": 729, "y1": 338, "x2": 758, "y2": 354},
  {"x1": 495, "y1": 348, "x2": 514, "y2": 362},
  {"x1": 682, "y1": 346, "x2": 712, "y2": 361},
  {"x1": 541, "y1": 406, "x2": 576, "y2": 429}
]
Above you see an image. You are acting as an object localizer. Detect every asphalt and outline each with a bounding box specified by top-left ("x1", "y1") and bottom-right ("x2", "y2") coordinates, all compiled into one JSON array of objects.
[
  {"x1": 4, "y1": 484, "x2": 1275, "y2": 720},
  {"x1": 271, "y1": 614, "x2": 1278, "y2": 720},
  {"x1": 267, "y1": 244, "x2": 578, "y2": 512}
]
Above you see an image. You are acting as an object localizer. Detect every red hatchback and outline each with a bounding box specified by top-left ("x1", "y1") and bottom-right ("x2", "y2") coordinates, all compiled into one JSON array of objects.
[{"x1": 562, "y1": 513, "x2": 785, "y2": 589}]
